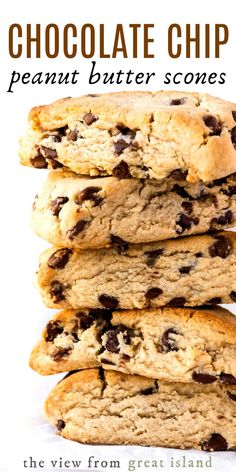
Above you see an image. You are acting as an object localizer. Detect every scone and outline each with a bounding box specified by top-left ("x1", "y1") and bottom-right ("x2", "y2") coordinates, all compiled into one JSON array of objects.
[
  {"x1": 45, "y1": 368, "x2": 236, "y2": 449},
  {"x1": 37, "y1": 231, "x2": 236, "y2": 310},
  {"x1": 30, "y1": 306, "x2": 236, "y2": 384},
  {"x1": 19, "y1": 91, "x2": 236, "y2": 182},
  {"x1": 31, "y1": 170, "x2": 236, "y2": 249}
]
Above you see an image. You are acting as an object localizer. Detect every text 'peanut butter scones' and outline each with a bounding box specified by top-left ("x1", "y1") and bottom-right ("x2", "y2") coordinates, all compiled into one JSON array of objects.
[
  {"x1": 37, "y1": 231, "x2": 236, "y2": 310},
  {"x1": 30, "y1": 306, "x2": 236, "y2": 384},
  {"x1": 31, "y1": 170, "x2": 236, "y2": 249},
  {"x1": 19, "y1": 91, "x2": 236, "y2": 182},
  {"x1": 45, "y1": 369, "x2": 236, "y2": 449}
]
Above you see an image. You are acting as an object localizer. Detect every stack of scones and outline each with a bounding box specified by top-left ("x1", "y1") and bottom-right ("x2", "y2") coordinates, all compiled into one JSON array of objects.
[{"x1": 19, "y1": 91, "x2": 236, "y2": 450}]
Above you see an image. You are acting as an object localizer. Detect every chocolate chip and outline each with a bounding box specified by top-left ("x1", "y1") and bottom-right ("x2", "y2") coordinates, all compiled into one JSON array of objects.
[
  {"x1": 110, "y1": 235, "x2": 128, "y2": 251},
  {"x1": 170, "y1": 169, "x2": 188, "y2": 180},
  {"x1": 45, "y1": 321, "x2": 63, "y2": 342},
  {"x1": 67, "y1": 129, "x2": 78, "y2": 141},
  {"x1": 231, "y1": 126, "x2": 236, "y2": 147},
  {"x1": 112, "y1": 161, "x2": 131, "y2": 179},
  {"x1": 211, "y1": 210, "x2": 233, "y2": 227},
  {"x1": 176, "y1": 213, "x2": 193, "y2": 233},
  {"x1": 51, "y1": 196, "x2": 69, "y2": 216},
  {"x1": 48, "y1": 248, "x2": 72, "y2": 269},
  {"x1": 75, "y1": 186, "x2": 102, "y2": 204},
  {"x1": 67, "y1": 220, "x2": 87, "y2": 240},
  {"x1": 207, "y1": 297, "x2": 222, "y2": 304},
  {"x1": 100, "y1": 358, "x2": 116, "y2": 365},
  {"x1": 105, "y1": 330, "x2": 120, "y2": 353},
  {"x1": 77, "y1": 313, "x2": 94, "y2": 330},
  {"x1": 173, "y1": 185, "x2": 192, "y2": 199},
  {"x1": 116, "y1": 124, "x2": 132, "y2": 135},
  {"x1": 195, "y1": 252, "x2": 202, "y2": 257},
  {"x1": 193, "y1": 217, "x2": 199, "y2": 225},
  {"x1": 145, "y1": 288, "x2": 163, "y2": 299},
  {"x1": 202, "y1": 434, "x2": 228, "y2": 452},
  {"x1": 227, "y1": 391, "x2": 236, "y2": 401},
  {"x1": 169, "y1": 98, "x2": 186, "y2": 106},
  {"x1": 121, "y1": 353, "x2": 131, "y2": 361},
  {"x1": 114, "y1": 140, "x2": 129, "y2": 155},
  {"x1": 221, "y1": 186, "x2": 236, "y2": 197},
  {"x1": 30, "y1": 152, "x2": 48, "y2": 169},
  {"x1": 56, "y1": 419, "x2": 65, "y2": 431},
  {"x1": 168, "y1": 297, "x2": 186, "y2": 307},
  {"x1": 179, "y1": 265, "x2": 192, "y2": 274},
  {"x1": 50, "y1": 159, "x2": 64, "y2": 169},
  {"x1": 40, "y1": 146, "x2": 58, "y2": 159},
  {"x1": 83, "y1": 112, "x2": 98, "y2": 125},
  {"x1": 70, "y1": 321, "x2": 79, "y2": 342},
  {"x1": 230, "y1": 291, "x2": 236, "y2": 301},
  {"x1": 192, "y1": 372, "x2": 217, "y2": 384},
  {"x1": 220, "y1": 373, "x2": 236, "y2": 385},
  {"x1": 209, "y1": 236, "x2": 232, "y2": 258},
  {"x1": 99, "y1": 294, "x2": 119, "y2": 309},
  {"x1": 145, "y1": 249, "x2": 163, "y2": 267},
  {"x1": 86, "y1": 94, "x2": 98, "y2": 97},
  {"x1": 50, "y1": 281, "x2": 66, "y2": 303},
  {"x1": 52, "y1": 346, "x2": 72, "y2": 361},
  {"x1": 232, "y1": 111, "x2": 236, "y2": 121},
  {"x1": 162, "y1": 328, "x2": 178, "y2": 352},
  {"x1": 203, "y1": 115, "x2": 221, "y2": 136},
  {"x1": 140, "y1": 386, "x2": 159, "y2": 395},
  {"x1": 181, "y1": 201, "x2": 193, "y2": 214}
]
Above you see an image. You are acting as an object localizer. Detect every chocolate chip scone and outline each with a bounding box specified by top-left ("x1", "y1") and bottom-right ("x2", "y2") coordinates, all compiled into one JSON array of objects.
[
  {"x1": 45, "y1": 368, "x2": 236, "y2": 449},
  {"x1": 31, "y1": 170, "x2": 236, "y2": 249},
  {"x1": 30, "y1": 306, "x2": 236, "y2": 384},
  {"x1": 37, "y1": 231, "x2": 236, "y2": 310},
  {"x1": 19, "y1": 91, "x2": 236, "y2": 182}
]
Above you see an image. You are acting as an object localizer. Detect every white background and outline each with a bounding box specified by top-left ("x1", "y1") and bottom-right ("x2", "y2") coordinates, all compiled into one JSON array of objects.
[{"x1": 1, "y1": 0, "x2": 236, "y2": 471}]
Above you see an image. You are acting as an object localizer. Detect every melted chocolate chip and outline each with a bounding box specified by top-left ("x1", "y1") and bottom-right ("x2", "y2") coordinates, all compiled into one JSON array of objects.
[
  {"x1": 162, "y1": 328, "x2": 179, "y2": 352},
  {"x1": 56, "y1": 419, "x2": 66, "y2": 431},
  {"x1": 181, "y1": 201, "x2": 193, "y2": 214},
  {"x1": 83, "y1": 112, "x2": 98, "y2": 125},
  {"x1": 209, "y1": 236, "x2": 232, "y2": 258},
  {"x1": 67, "y1": 129, "x2": 78, "y2": 141},
  {"x1": 230, "y1": 291, "x2": 236, "y2": 301},
  {"x1": 169, "y1": 98, "x2": 186, "y2": 106},
  {"x1": 112, "y1": 161, "x2": 131, "y2": 179},
  {"x1": 173, "y1": 185, "x2": 192, "y2": 199},
  {"x1": 75, "y1": 186, "x2": 102, "y2": 204},
  {"x1": 105, "y1": 330, "x2": 121, "y2": 353},
  {"x1": 207, "y1": 297, "x2": 222, "y2": 304},
  {"x1": 168, "y1": 297, "x2": 187, "y2": 307},
  {"x1": 45, "y1": 321, "x2": 63, "y2": 342},
  {"x1": 140, "y1": 385, "x2": 159, "y2": 395},
  {"x1": 211, "y1": 210, "x2": 233, "y2": 227},
  {"x1": 202, "y1": 434, "x2": 228, "y2": 452},
  {"x1": 170, "y1": 169, "x2": 188, "y2": 180},
  {"x1": 145, "y1": 288, "x2": 163, "y2": 299},
  {"x1": 48, "y1": 248, "x2": 72, "y2": 269},
  {"x1": 67, "y1": 220, "x2": 87, "y2": 240},
  {"x1": 121, "y1": 353, "x2": 131, "y2": 361},
  {"x1": 116, "y1": 124, "x2": 132, "y2": 135},
  {"x1": 192, "y1": 372, "x2": 217, "y2": 384},
  {"x1": 30, "y1": 152, "x2": 48, "y2": 169},
  {"x1": 176, "y1": 213, "x2": 193, "y2": 233},
  {"x1": 221, "y1": 186, "x2": 236, "y2": 197},
  {"x1": 51, "y1": 197, "x2": 69, "y2": 216},
  {"x1": 220, "y1": 373, "x2": 236, "y2": 385},
  {"x1": 110, "y1": 235, "x2": 128, "y2": 251},
  {"x1": 179, "y1": 265, "x2": 192, "y2": 274},
  {"x1": 231, "y1": 126, "x2": 236, "y2": 147},
  {"x1": 77, "y1": 313, "x2": 94, "y2": 330},
  {"x1": 52, "y1": 346, "x2": 72, "y2": 361},
  {"x1": 203, "y1": 115, "x2": 221, "y2": 136},
  {"x1": 145, "y1": 249, "x2": 163, "y2": 267},
  {"x1": 99, "y1": 294, "x2": 119, "y2": 309},
  {"x1": 40, "y1": 146, "x2": 57, "y2": 159},
  {"x1": 232, "y1": 111, "x2": 236, "y2": 121},
  {"x1": 114, "y1": 140, "x2": 129, "y2": 155},
  {"x1": 50, "y1": 281, "x2": 66, "y2": 303},
  {"x1": 227, "y1": 391, "x2": 236, "y2": 401}
]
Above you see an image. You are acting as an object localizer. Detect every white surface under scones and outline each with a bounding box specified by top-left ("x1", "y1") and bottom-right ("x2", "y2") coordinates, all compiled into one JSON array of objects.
[
  {"x1": 37, "y1": 231, "x2": 236, "y2": 310},
  {"x1": 30, "y1": 306, "x2": 236, "y2": 384},
  {"x1": 45, "y1": 368, "x2": 236, "y2": 449},
  {"x1": 31, "y1": 170, "x2": 236, "y2": 249},
  {"x1": 19, "y1": 91, "x2": 236, "y2": 182}
]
